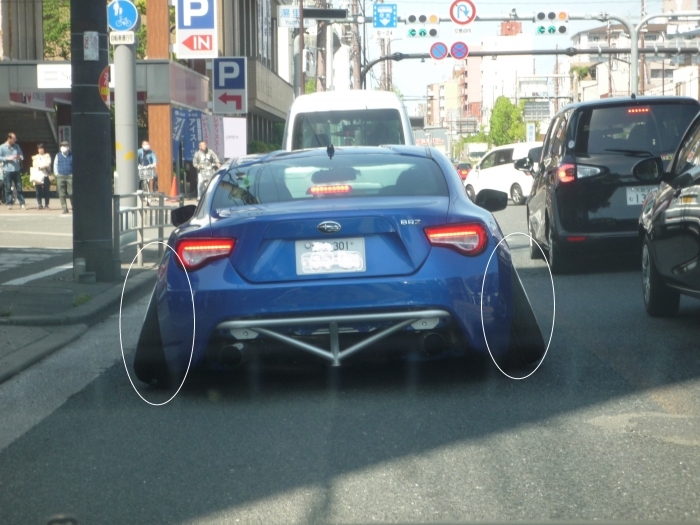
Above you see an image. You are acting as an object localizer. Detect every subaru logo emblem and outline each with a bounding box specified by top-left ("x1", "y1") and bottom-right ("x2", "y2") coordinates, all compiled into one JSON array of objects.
[{"x1": 317, "y1": 221, "x2": 341, "y2": 234}]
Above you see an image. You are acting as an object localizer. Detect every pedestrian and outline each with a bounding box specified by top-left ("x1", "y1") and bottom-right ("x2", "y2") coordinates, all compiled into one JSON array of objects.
[
  {"x1": 31, "y1": 143, "x2": 53, "y2": 210},
  {"x1": 53, "y1": 141, "x2": 73, "y2": 214},
  {"x1": 192, "y1": 141, "x2": 220, "y2": 200},
  {"x1": 0, "y1": 132, "x2": 26, "y2": 210},
  {"x1": 137, "y1": 139, "x2": 158, "y2": 192}
]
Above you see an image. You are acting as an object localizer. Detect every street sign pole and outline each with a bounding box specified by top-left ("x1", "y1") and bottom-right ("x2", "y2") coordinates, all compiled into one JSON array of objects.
[
  {"x1": 299, "y1": 2, "x2": 305, "y2": 95},
  {"x1": 114, "y1": 42, "x2": 138, "y2": 207},
  {"x1": 71, "y1": 0, "x2": 116, "y2": 281}
]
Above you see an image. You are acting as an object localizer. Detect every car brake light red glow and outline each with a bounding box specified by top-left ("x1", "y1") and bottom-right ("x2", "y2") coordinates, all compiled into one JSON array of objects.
[
  {"x1": 176, "y1": 239, "x2": 235, "y2": 270},
  {"x1": 309, "y1": 185, "x2": 352, "y2": 195},
  {"x1": 566, "y1": 236, "x2": 587, "y2": 242},
  {"x1": 628, "y1": 107, "x2": 650, "y2": 114},
  {"x1": 424, "y1": 223, "x2": 488, "y2": 256},
  {"x1": 557, "y1": 164, "x2": 576, "y2": 183}
]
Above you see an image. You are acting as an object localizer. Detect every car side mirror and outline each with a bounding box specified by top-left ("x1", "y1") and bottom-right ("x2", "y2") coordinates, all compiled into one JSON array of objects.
[
  {"x1": 513, "y1": 157, "x2": 532, "y2": 171},
  {"x1": 171, "y1": 204, "x2": 197, "y2": 227},
  {"x1": 475, "y1": 189, "x2": 508, "y2": 213},
  {"x1": 632, "y1": 157, "x2": 664, "y2": 183}
]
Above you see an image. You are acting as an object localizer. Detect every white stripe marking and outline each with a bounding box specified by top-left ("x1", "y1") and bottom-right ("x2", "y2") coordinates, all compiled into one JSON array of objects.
[
  {"x1": 2, "y1": 263, "x2": 73, "y2": 286},
  {"x1": 0, "y1": 231, "x2": 72, "y2": 237}
]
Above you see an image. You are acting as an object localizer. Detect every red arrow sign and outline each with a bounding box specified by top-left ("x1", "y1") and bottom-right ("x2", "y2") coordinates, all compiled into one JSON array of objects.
[
  {"x1": 182, "y1": 34, "x2": 213, "y2": 51},
  {"x1": 219, "y1": 93, "x2": 242, "y2": 109}
]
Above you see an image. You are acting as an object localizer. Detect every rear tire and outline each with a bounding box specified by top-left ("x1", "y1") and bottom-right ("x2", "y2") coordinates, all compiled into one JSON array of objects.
[
  {"x1": 497, "y1": 266, "x2": 546, "y2": 370},
  {"x1": 528, "y1": 212, "x2": 543, "y2": 260},
  {"x1": 465, "y1": 185, "x2": 475, "y2": 202},
  {"x1": 133, "y1": 287, "x2": 172, "y2": 389},
  {"x1": 547, "y1": 224, "x2": 570, "y2": 274},
  {"x1": 642, "y1": 237, "x2": 680, "y2": 317},
  {"x1": 510, "y1": 183, "x2": 525, "y2": 205}
]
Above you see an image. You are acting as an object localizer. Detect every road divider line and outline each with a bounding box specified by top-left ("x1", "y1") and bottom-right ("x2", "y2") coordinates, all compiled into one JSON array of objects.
[
  {"x1": 2, "y1": 263, "x2": 73, "y2": 286},
  {"x1": 0, "y1": 231, "x2": 72, "y2": 237}
]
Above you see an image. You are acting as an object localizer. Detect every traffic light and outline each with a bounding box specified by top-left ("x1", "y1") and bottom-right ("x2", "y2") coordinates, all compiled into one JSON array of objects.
[
  {"x1": 535, "y1": 11, "x2": 568, "y2": 35},
  {"x1": 406, "y1": 13, "x2": 439, "y2": 38}
]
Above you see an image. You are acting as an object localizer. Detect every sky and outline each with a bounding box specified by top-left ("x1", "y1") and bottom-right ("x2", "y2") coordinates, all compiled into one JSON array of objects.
[{"x1": 358, "y1": 0, "x2": 665, "y2": 112}]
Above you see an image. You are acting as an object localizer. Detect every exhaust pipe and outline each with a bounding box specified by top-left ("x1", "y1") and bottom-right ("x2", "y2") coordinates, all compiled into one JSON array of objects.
[
  {"x1": 217, "y1": 342, "x2": 248, "y2": 368},
  {"x1": 421, "y1": 332, "x2": 448, "y2": 357}
]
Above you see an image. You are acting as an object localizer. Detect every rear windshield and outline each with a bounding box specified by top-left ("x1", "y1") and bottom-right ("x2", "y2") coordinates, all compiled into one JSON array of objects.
[
  {"x1": 210, "y1": 153, "x2": 448, "y2": 210},
  {"x1": 457, "y1": 163, "x2": 472, "y2": 169},
  {"x1": 574, "y1": 103, "x2": 698, "y2": 158},
  {"x1": 291, "y1": 109, "x2": 405, "y2": 149}
]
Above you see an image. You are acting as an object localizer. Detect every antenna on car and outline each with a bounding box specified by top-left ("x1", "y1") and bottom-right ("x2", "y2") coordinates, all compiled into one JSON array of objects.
[{"x1": 327, "y1": 143, "x2": 335, "y2": 160}]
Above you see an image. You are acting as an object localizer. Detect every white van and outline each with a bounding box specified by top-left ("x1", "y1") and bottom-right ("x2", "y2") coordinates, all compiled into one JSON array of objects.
[
  {"x1": 282, "y1": 90, "x2": 415, "y2": 151},
  {"x1": 465, "y1": 141, "x2": 543, "y2": 205}
]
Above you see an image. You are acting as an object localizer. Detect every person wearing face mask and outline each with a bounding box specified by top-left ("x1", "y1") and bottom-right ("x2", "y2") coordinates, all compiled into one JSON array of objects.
[
  {"x1": 137, "y1": 140, "x2": 159, "y2": 192},
  {"x1": 31, "y1": 144, "x2": 53, "y2": 210},
  {"x1": 192, "y1": 141, "x2": 220, "y2": 200},
  {"x1": 0, "y1": 132, "x2": 26, "y2": 210},
  {"x1": 53, "y1": 141, "x2": 73, "y2": 214}
]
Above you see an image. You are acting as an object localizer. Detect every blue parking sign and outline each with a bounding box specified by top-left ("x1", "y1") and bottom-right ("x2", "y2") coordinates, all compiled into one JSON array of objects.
[
  {"x1": 214, "y1": 58, "x2": 246, "y2": 90},
  {"x1": 177, "y1": 0, "x2": 216, "y2": 29}
]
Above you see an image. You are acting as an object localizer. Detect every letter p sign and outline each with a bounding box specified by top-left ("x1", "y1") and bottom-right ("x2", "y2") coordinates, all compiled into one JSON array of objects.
[
  {"x1": 218, "y1": 62, "x2": 240, "y2": 88},
  {"x1": 178, "y1": 0, "x2": 215, "y2": 29}
]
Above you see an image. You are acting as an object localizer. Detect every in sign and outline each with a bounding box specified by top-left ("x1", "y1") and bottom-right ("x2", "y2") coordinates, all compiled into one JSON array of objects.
[
  {"x1": 182, "y1": 34, "x2": 213, "y2": 51},
  {"x1": 429, "y1": 42, "x2": 448, "y2": 61},
  {"x1": 449, "y1": 0, "x2": 476, "y2": 26},
  {"x1": 450, "y1": 41, "x2": 469, "y2": 59}
]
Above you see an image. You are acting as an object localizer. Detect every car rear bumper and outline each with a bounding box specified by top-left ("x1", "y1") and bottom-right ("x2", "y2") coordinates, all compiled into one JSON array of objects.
[{"x1": 154, "y1": 246, "x2": 515, "y2": 371}]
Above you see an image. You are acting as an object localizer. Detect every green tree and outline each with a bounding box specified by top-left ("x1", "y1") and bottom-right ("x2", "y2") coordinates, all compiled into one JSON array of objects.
[
  {"x1": 135, "y1": 0, "x2": 148, "y2": 59},
  {"x1": 43, "y1": 0, "x2": 71, "y2": 59},
  {"x1": 489, "y1": 96, "x2": 525, "y2": 146}
]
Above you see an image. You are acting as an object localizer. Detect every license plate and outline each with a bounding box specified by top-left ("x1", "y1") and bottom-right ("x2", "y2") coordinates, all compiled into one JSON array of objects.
[
  {"x1": 295, "y1": 238, "x2": 366, "y2": 275},
  {"x1": 626, "y1": 186, "x2": 657, "y2": 205}
]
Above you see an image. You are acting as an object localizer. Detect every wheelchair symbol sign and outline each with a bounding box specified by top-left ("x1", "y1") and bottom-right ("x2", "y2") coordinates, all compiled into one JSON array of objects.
[{"x1": 450, "y1": 0, "x2": 476, "y2": 25}]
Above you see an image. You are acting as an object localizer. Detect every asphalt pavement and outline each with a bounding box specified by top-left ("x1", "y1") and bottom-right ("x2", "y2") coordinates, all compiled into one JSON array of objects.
[{"x1": 0, "y1": 203, "x2": 699, "y2": 524}]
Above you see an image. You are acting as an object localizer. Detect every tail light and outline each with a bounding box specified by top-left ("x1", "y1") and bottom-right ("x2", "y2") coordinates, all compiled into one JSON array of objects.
[
  {"x1": 424, "y1": 223, "x2": 488, "y2": 256},
  {"x1": 459, "y1": 169, "x2": 469, "y2": 179},
  {"x1": 566, "y1": 236, "x2": 587, "y2": 242},
  {"x1": 557, "y1": 164, "x2": 576, "y2": 184},
  {"x1": 175, "y1": 238, "x2": 235, "y2": 271},
  {"x1": 308, "y1": 185, "x2": 352, "y2": 195}
]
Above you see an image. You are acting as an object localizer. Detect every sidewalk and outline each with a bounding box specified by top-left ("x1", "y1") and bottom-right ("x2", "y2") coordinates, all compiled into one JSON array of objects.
[{"x1": 0, "y1": 195, "x2": 199, "y2": 385}]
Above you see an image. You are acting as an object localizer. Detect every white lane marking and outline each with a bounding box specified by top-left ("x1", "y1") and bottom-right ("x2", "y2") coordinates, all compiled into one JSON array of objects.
[
  {"x1": 0, "y1": 296, "x2": 147, "y2": 453},
  {"x1": 2, "y1": 263, "x2": 73, "y2": 286},
  {"x1": 0, "y1": 231, "x2": 72, "y2": 237}
]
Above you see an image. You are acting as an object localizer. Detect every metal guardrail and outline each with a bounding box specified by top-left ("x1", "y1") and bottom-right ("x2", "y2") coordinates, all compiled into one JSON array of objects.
[{"x1": 112, "y1": 192, "x2": 180, "y2": 267}]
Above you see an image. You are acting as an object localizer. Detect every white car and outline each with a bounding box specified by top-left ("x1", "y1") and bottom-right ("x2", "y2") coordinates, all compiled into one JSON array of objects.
[
  {"x1": 281, "y1": 90, "x2": 415, "y2": 150},
  {"x1": 464, "y1": 142, "x2": 542, "y2": 205}
]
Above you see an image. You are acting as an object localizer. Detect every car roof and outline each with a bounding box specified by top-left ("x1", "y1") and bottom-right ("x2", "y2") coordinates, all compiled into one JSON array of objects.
[
  {"x1": 554, "y1": 95, "x2": 700, "y2": 116},
  {"x1": 289, "y1": 90, "x2": 405, "y2": 112},
  {"x1": 487, "y1": 141, "x2": 542, "y2": 152}
]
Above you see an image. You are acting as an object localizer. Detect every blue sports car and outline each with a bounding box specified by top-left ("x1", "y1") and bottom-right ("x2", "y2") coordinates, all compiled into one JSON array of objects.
[{"x1": 134, "y1": 146, "x2": 545, "y2": 387}]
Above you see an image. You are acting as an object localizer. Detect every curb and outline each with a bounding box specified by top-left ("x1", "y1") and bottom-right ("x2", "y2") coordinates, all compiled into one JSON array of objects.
[
  {"x1": 0, "y1": 325, "x2": 89, "y2": 385},
  {"x1": 0, "y1": 269, "x2": 156, "y2": 326}
]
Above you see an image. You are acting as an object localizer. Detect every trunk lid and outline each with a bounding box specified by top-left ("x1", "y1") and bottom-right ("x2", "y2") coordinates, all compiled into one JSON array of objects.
[{"x1": 211, "y1": 197, "x2": 449, "y2": 283}]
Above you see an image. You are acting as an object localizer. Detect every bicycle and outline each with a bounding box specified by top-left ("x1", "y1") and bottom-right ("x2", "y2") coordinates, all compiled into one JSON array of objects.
[{"x1": 138, "y1": 165, "x2": 156, "y2": 206}]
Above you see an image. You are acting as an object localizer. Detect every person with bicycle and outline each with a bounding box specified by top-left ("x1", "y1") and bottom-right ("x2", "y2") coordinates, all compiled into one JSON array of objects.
[
  {"x1": 53, "y1": 141, "x2": 73, "y2": 214},
  {"x1": 192, "y1": 141, "x2": 220, "y2": 200},
  {"x1": 137, "y1": 140, "x2": 158, "y2": 192}
]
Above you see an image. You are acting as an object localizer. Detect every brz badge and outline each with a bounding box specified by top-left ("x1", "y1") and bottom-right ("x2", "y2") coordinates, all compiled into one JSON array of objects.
[{"x1": 317, "y1": 221, "x2": 342, "y2": 234}]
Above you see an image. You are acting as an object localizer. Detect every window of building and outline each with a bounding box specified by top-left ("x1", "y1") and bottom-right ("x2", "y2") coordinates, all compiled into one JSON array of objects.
[{"x1": 650, "y1": 69, "x2": 674, "y2": 79}]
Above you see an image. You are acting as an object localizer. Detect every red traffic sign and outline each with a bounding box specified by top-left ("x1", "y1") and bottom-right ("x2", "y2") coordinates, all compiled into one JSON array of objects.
[
  {"x1": 218, "y1": 92, "x2": 243, "y2": 110},
  {"x1": 450, "y1": 41, "x2": 469, "y2": 59},
  {"x1": 181, "y1": 34, "x2": 214, "y2": 52},
  {"x1": 98, "y1": 66, "x2": 110, "y2": 109},
  {"x1": 450, "y1": 0, "x2": 476, "y2": 25},
  {"x1": 429, "y1": 42, "x2": 448, "y2": 61}
]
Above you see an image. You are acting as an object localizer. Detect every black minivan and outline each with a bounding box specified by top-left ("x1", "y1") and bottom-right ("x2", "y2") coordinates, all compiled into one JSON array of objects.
[{"x1": 516, "y1": 96, "x2": 700, "y2": 273}]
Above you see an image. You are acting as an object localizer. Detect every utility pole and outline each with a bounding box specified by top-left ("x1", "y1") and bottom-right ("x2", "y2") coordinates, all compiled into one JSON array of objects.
[
  {"x1": 351, "y1": 0, "x2": 362, "y2": 89},
  {"x1": 380, "y1": 38, "x2": 387, "y2": 90},
  {"x1": 607, "y1": 20, "x2": 612, "y2": 98},
  {"x1": 299, "y1": 0, "x2": 305, "y2": 95},
  {"x1": 387, "y1": 39, "x2": 393, "y2": 91},
  {"x1": 315, "y1": 0, "x2": 327, "y2": 91},
  {"x1": 640, "y1": 0, "x2": 645, "y2": 95},
  {"x1": 71, "y1": 0, "x2": 115, "y2": 281},
  {"x1": 554, "y1": 45, "x2": 559, "y2": 113}
]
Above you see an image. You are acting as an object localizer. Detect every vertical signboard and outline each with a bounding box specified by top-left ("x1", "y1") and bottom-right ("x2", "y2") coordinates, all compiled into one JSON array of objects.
[
  {"x1": 176, "y1": 0, "x2": 219, "y2": 59},
  {"x1": 526, "y1": 122, "x2": 536, "y2": 143},
  {"x1": 224, "y1": 118, "x2": 247, "y2": 159},
  {"x1": 212, "y1": 57, "x2": 248, "y2": 115}
]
